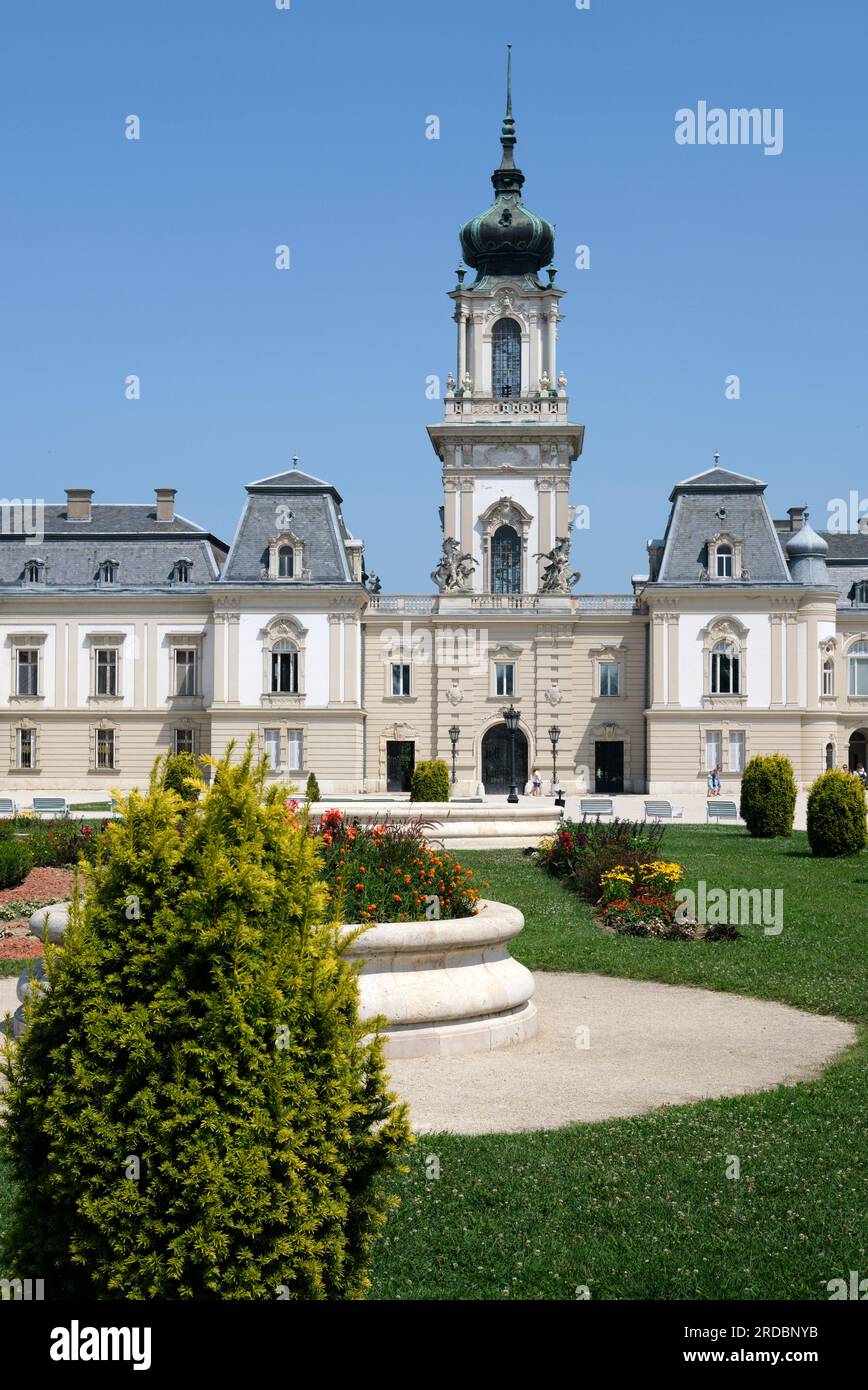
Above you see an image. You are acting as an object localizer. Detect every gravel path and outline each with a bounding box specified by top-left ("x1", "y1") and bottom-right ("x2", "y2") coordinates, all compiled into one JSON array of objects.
[{"x1": 386, "y1": 972, "x2": 856, "y2": 1135}]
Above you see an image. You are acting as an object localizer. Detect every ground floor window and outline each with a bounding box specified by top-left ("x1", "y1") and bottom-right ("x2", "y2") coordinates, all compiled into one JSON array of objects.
[
  {"x1": 495, "y1": 662, "x2": 515, "y2": 697},
  {"x1": 599, "y1": 662, "x2": 620, "y2": 697},
  {"x1": 96, "y1": 728, "x2": 116, "y2": 770},
  {"x1": 705, "y1": 729, "x2": 721, "y2": 771},
  {"x1": 390, "y1": 663, "x2": 411, "y2": 697},
  {"x1": 729, "y1": 730, "x2": 745, "y2": 772},
  {"x1": 287, "y1": 729, "x2": 304, "y2": 771},
  {"x1": 174, "y1": 727, "x2": 195, "y2": 756},
  {"x1": 16, "y1": 727, "x2": 36, "y2": 769},
  {"x1": 264, "y1": 728, "x2": 281, "y2": 771}
]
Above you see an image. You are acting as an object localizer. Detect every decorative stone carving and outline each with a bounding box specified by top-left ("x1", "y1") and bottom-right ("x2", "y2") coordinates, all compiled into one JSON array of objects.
[
  {"x1": 431, "y1": 536, "x2": 477, "y2": 592},
  {"x1": 536, "y1": 536, "x2": 580, "y2": 593},
  {"x1": 544, "y1": 682, "x2": 563, "y2": 706},
  {"x1": 446, "y1": 681, "x2": 463, "y2": 706}
]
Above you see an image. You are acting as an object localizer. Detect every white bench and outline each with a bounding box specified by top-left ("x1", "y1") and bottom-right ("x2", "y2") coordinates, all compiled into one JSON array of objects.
[
  {"x1": 644, "y1": 799, "x2": 683, "y2": 821},
  {"x1": 31, "y1": 797, "x2": 69, "y2": 818},
  {"x1": 706, "y1": 799, "x2": 741, "y2": 826},
  {"x1": 580, "y1": 798, "x2": 614, "y2": 818}
]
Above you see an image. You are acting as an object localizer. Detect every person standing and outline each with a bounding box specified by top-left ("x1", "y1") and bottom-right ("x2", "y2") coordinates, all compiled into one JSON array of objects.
[{"x1": 531, "y1": 766, "x2": 543, "y2": 796}]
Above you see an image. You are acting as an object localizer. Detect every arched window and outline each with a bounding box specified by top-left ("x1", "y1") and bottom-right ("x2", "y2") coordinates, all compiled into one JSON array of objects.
[
  {"x1": 98, "y1": 560, "x2": 118, "y2": 586},
  {"x1": 277, "y1": 545, "x2": 294, "y2": 578},
  {"x1": 491, "y1": 525, "x2": 522, "y2": 594},
  {"x1": 848, "y1": 640, "x2": 868, "y2": 697},
  {"x1": 174, "y1": 559, "x2": 191, "y2": 584},
  {"x1": 822, "y1": 658, "x2": 834, "y2": 696},
  {"x1": 271, "y1": 639, "x2": 299, "y2": 694},
  {"x1": 825, "y1": 742, "x2": 835, "y2": 770},
  {"x1": 492, "y1": 317, "x2": 521, "y2": 399},
  {"x1": 710, "y1": 639, "x2": 740, "y2": 695},
  {"x1": 716, "y1": 544, "x2": 733, "y2": 578},
  {"x1": 24, "y1": 560, "x2": 43, "y2": 585}
]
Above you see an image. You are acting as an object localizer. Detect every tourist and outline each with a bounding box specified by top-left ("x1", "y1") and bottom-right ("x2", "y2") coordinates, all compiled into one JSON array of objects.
[
  {"x1": 707, "y1": 768, "x2": 716, "y2": 797},
  {"x1": 531, "y1": 766, "x2": 543, "y2": 796},
  {"x1": 713, "y1": 764, "x2": 722, "y2": 795}
]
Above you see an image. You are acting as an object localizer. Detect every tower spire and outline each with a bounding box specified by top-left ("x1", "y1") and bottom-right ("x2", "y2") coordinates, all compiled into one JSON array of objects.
[{"x1": 493, "y1": 45, "x2": 524, "y2": 193}]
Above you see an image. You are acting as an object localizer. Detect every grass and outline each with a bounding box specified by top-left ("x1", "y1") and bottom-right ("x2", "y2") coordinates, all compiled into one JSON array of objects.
[
  {"x1": 368, "y1": 828, "x2": 868, "y2": 1300},
  {"x1": 69, "y1": 802, "x2": 113, "y2": 813}
]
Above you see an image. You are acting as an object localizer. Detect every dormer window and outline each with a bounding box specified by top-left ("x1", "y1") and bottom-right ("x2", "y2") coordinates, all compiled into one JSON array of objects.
[
  {"x1": 706, "y1": 532, "x2": 743, "y2": 581},
  {"x1": 852, "y1": 581, "x2": 868, "y2": 606},
  {"x1": 277, "y1": 545, "x2": 294, "y2": 578},
  {"x1": 98, "y1": 560, "x2": 118, "y2": 586},
  {"x1": 173, "y1": 559, "x2": 192, "y2": 584},
  {"x1": 716, "y1": 545, "x2": 733, "y2": 578},
  {"x1": 266, "y1": 532, "x2": 305, "y2": 581},
  {"x1": 24, "y1": 559, "x2": 45, "y2": 585}
]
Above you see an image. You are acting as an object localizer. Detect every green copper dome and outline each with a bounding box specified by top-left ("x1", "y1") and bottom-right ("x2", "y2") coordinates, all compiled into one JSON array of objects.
[{"x1": 460, "y1": 50, "x2": 555, "y2": 280}]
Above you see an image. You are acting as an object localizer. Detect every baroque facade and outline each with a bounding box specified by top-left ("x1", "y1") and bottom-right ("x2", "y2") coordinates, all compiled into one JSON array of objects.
[{"x1": 3, "y1": 93, "x2": 868, "y2": 800}]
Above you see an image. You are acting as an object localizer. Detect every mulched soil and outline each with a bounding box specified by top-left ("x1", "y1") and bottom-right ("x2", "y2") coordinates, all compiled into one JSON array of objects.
[{"x1": 0, "y1": 866, "x2": 74, "y2": 958}]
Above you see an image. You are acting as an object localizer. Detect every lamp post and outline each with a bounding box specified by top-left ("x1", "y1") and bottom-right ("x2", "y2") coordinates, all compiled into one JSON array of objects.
[
  {"x1": 548, "y1": 724, "x2": 561, "y2": 792},
  {"x1": 448, "y1": 724, "x2": 460, "y2": 785},
  {"x1": 502, "y1": 704, "x2": 520, "y2": 804}
]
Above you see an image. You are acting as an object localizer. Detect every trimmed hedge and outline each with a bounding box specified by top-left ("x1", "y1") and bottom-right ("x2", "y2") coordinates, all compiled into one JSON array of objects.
[
  {"x1": 0, "y1": 742, "x2": 410, "y2": 1299},
  {"x1": 0, "y1": 839, "x2": 32, "y2": 889},
  {"x1": 305, "y1": 771, "x2": 321, "y2": 803},
  {"x1": 410, "y1": 759, "x2": 450, "y2": 803},
  {"x1": 739, "y1": 754, "x2": 797, "y2": 838},
  {"x1": 806, "y1": 769, "x2": 867, "y2": 857}
]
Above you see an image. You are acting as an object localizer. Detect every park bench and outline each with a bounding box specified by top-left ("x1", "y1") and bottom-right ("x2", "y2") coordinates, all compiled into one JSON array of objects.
[
  {"x1": 644, "y1": 799, "x2": 683, "y2": 821},
  {"x1": 580, "y1": 798, "x2": 614, "y2": 819},
  {"x1": 706, "y1": 799, "x2": 741, "y2": 826},
  {"x1": 31, "y1": 797, "x2": 69, "y2": 819}
]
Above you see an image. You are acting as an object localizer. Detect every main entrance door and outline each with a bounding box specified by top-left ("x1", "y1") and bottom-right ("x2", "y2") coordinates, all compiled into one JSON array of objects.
[
  {"x1": 386, "y1": 740, "x2": 415, "y2": 792},
  {"x1": 594, "y1": 741, "x2": 624, "y2": 794},
  {"x1": 849, "y1": 728, "x2": 868, "y2": 772},
  {"x1": 482, "y1": 725, "x2": 529, "y2": 795}
]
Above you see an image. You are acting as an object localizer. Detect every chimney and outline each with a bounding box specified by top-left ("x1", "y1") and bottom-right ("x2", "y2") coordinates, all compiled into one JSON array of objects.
[
  {"x1": 66, "y1": 488, "x2": 93, "y2": 522},
  {"x1": 787, "y1": 505, "x2": 806, "y2": 531},
  {"x1": 155, "y1": 488, "x2": 176, "y2": 522}
]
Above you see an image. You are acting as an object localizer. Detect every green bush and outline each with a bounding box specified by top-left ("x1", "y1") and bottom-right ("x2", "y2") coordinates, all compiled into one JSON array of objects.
[
  {"x1": 162, "y1": 750, "x2": 203, "y2": 803},
  {"x1": 0, "y1": 839, "x2": 32, "y2": 889},
  {"x1": 806, "y1": 769, "x2": 867, "y2": 857},
  {"x1": 305, "y1": 771, "x2": 321, "y2": 803},
  {"x1": 409, "y1": 759, "x2": 450, "y2": 803},
  {"x1": 0, "y1": 742, "x2": 410, "y2": 1299},
  {"x1": 739, "y1": 754, "x2": 797, "y2": 837}
]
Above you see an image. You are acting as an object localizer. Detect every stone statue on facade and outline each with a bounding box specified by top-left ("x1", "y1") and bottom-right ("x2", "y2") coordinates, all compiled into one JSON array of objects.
[
  {"x1": 536, "y1": 535, "x2": 580, "y2": 593},
  {"x1": 431, "y1": 536, "x2": 477, "y2": 592},
  {"x1": 362, "y1": 569, "x2": 382, "y2": 594}
]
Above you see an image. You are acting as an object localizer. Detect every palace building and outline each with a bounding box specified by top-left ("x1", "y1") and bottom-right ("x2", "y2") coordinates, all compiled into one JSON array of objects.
[{"x1": 3, "y1": 86, "x2": 868, "y2": 801}]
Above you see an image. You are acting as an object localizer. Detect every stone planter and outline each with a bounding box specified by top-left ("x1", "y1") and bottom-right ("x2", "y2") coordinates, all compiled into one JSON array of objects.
[
  {"x1": 343, "y1": 898, "x2": 537, "y2": 1059},
  {"x1": 21, "y1": 897, "x2": 537, "y2": 1060}
]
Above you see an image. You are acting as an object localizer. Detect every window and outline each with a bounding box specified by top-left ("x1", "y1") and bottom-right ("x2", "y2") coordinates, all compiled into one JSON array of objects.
[
  {"x1": 491, "y1": 525, "x2": 521, "y2": 594},
  {"x1": 599, "y1": 662, "x2": 621, "y2": 697},
  {"x1": 16, "y1": 727, "x2": 35, "y2": 769},
  {"x1": 854, "y1": 582, "x2": 868, "y2": 606},
  {"x1": 716, "y1": 545, "x2": 733, "y2": 578},
  {"x1": 277, "y1": 546, "x2": 294, "y2": 579},
  {"x1": 264, "y1": 729, "x2": 281, "y2": 771},
  {"x1": 16, "y1": 649, "x2": 39, "y2": 697},
  {"x1": 705, "y1": 729, "x2": 722, "y2": 772},
  {"x1": 848, "y1": 640, "x2": 868, "y2": 697},
  {"x1": 96, "y1": 728, "x2": 115, "y2": 769},
  {"x1": 24, "y1": 560, "x2": 43, "y2": 585},
  {"x1": 174, "y1": 727, "x2": 194, "y2": 755},
  {"x1": 174, "y1": 560, "x2": 191, "y2": 584},
  {"x1": 492, "y1": 317, "x2": 521, "y2": 399},
  {"x1": 174, "y1": 648, "x2": 198, "y2": 697},
  {"x1": 729, "y1": 730, "x2": 745, "y2": 773},
  {"x1": 287, "y1": 730, "x2": 304, "y2": 772},
  {"x1": 710, "y1": 640, "x2": 740, "y2": 695},
  {"x1": 495, "y1": 662, "x2": 515, "y2": 697},
  {"x1": 822, "y1": 658, "x2": 834, "y2": 697},
  {"x1": 391, "y1": 663, "x2": 411, "y2": 697},
  {"x1": 271, "y1": 641, "x2": 299, "y2": 694},
  {"x1": 825, "y1": 742, "x2": 835, "y2": 771},
  {"x1": 98, "y1": 561, "x2": 118, "y2": 585},
  {"x1": 95, "y1": 648, "x2": 118, "y2": 697}
]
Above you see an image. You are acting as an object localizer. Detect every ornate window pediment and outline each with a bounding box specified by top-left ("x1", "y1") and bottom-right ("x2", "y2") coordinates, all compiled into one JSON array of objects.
[
  {"x1": 479, "y1": 497, "x2": 532, "y2": 595},
  {"x1": 261, "y1": 615, "x2": 307, "y2": 706},
  {"x1": 699, "y1": 616, "x2": 748, "y2": 705},
  {"x1": 264, "y1": 532, "x2": 306, "y2": 581},
  {"x1": 705, "y1": 532, "x2": 744, "y2": 581}
]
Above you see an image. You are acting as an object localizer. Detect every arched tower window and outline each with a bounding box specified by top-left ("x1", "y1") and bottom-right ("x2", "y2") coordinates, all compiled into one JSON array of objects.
[
  {"x1": 277, "y1": 545, "x2": 294, "y2": 578},
  {"x1": 491, "y1": 525, "x2": 522, "y2": 594},
  {"x1": 710, "y1": 639, "x2": 740, "y2": 695},
  {"x1": 492, "y1": 317, "x2": 521, "y2": 399}
]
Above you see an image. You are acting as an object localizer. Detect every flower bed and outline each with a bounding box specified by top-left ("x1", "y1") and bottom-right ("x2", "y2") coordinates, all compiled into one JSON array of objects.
[
  {"x1": 308, "y1": 808, "x2": 483, "y2": 923},
  {"x1": 534, "y1": 816, "x2": 668, "y2": 901},
  {"x1": 598, "y1": 859, "x2": 694, "y2": 939}
]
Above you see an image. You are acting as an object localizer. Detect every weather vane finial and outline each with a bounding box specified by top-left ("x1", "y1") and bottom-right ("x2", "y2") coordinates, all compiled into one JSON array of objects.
[
  {"x1": 713, "y1": 449, "x2": 720, "y2": 465},
  {"x1": 506, "y1": 44, "x2": 512, "y2": 118}
]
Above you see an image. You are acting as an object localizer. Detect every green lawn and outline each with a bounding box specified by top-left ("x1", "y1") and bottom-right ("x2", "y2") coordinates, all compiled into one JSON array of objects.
[{"x1": 369, "y1": 829, "x2": 868, "y2": 1300}]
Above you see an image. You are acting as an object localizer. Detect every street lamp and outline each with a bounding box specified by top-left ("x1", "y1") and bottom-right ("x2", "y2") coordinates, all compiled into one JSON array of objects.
[
  {"x1": 448, "y1": 724, "x2": 460, "y2": 785},
  {"x1": 548, "y1": 724, "x2": 561, "y2": 792},
  {"x1": 502, "y1": 704, "x2": 520, "y2": 804}
]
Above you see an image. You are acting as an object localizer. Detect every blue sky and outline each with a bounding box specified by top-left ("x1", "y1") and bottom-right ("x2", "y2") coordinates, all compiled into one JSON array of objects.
[{"x1": 1, "y1": 0, "x2": 866, "y2": 590}]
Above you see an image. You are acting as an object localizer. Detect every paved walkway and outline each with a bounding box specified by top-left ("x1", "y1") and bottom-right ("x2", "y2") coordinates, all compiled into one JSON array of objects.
[{"x1": 387, "y1": 972, "x2": 855, "y2": 1134}]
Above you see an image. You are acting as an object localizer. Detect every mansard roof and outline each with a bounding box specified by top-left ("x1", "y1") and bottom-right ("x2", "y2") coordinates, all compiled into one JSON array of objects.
[
  {"x1": 774, "y1": 519, "x2": 868, "y2": 607},
  {"x1": 655, "y1": 465, "x2": 792, "y2": 585},
  {"x1": 0, "y1": 504, "x2": 227, "y2": 590},
  {"x1": 220, "y1": 470, "x2": 356, "y2": 584}
]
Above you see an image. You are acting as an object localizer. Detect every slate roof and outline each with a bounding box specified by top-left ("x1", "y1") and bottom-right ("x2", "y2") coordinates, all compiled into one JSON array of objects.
[
  {"x1": 219, "y1": 471, "x2": 357, "y2": 585},
  {"x1": 653, "y1": 467, "x2": 793, "y2": 586},
  {"x1": 774, "y1": 520, "x2": 868, "y2": 608},
  {"x1": 0, "y1": 505, "x2": 227, "y2": 591}
]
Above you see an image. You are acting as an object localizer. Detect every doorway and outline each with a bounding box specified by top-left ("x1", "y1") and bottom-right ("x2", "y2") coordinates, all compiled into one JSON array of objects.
[
  {"x1": 482, "y1": 724, "x2": 529, "y2": 795},
  {"x1": 848, "y1": 729, "x2": 868, "y2": 773},
  {"x1": 386, "y1": 740, "x2": 415, "y2": 792},
  {"x1": 594, "y1": 741, "x2": 624, "y2": 795}
]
